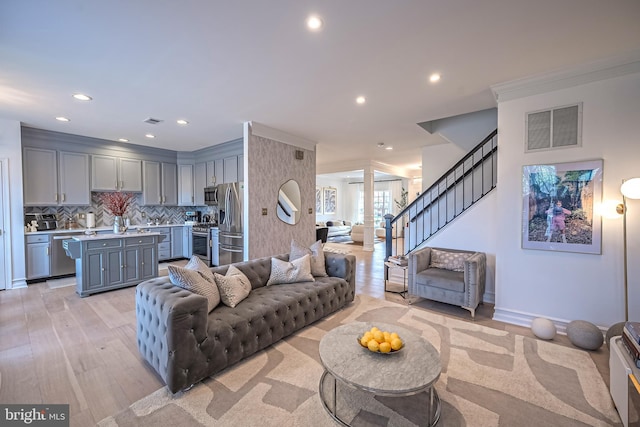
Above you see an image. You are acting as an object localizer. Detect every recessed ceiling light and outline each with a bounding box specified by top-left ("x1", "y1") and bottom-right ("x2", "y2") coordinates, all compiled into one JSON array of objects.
[
  {"x1": 118, "y1": 138, "x2": 129, "y2": 142},
  {"x1": 429, "y1": 73, "x2": 441, "y2": 83},
  {"x1": 145, "y1": 134, "x2": 155, "y2": 139},
  {"x1": 72, "y1": 93, "x2": 92, "y2": 101},
  {"x1": 306, "y1": 15, "x2": 323, "y2": 31},
  {"x1": 356, "y1": 96, "x2": 366, "y2": 105},
  {"x1": 176, "y1": 119, "x2": 189, "y2": 125},
  {"x1": 55, "y1": 116, "x2": 70, "y2": 122},
  {"x1": 385, "y1": 146, "x2": 393, "y2": 150},
  {"x1": 377, "y1": 142, "x2": 385, "y2": 148}
]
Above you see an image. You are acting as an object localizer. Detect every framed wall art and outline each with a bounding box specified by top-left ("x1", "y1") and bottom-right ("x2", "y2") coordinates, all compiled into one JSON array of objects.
[
  {"x1": 323, "y1": 187, "x2": 337, "y2": 215},
  {"x1": 522, "y1": 159, "x2": 602, "y2": 254},
  {"x1": 315, "y1": 186, "x2": 323, "y2": 214}
]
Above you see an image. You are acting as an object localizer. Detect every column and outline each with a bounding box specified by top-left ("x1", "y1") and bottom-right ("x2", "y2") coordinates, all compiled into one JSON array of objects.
[{"x1": 363, "y1": 166, "x2": 374, "y2": 252}]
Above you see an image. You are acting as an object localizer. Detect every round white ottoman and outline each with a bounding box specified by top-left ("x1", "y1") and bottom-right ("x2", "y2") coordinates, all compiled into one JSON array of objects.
[
  {"x1": 531, "y1": 317, "x2": 556, "y2": 340},
  {"x1": 566, "y1": 320, "x2": 603, "y2": 350},
  {"x1": 351, "y1": 225, "x2": 364, "y2": 242}
]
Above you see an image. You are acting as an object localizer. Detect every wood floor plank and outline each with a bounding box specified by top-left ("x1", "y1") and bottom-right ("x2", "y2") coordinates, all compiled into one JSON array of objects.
[{"x1": 0, "y1": 344, "x2": 42, "y2": 404}]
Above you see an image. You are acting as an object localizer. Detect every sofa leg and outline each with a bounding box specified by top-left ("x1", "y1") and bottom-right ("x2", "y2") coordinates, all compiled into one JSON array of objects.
[{"x1": 462, "y1": 306, "x2": 476, "y2": 320}]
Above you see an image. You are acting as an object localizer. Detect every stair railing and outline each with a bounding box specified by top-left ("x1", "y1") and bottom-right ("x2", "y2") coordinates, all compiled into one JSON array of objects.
[{"x1": 385, "y1": 129, "x2": 498, "y2": 260}]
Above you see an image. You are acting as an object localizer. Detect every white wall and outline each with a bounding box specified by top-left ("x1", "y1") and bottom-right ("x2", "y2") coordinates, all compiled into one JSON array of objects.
[
  {"x1": 426, "y1": 191, "x2": 497, "y2": 303},
  {"x1": 315, "y1": 177, "x2": 349, "y2": 223},
  {"x1": 429, "y1": 108, "x2": 497, "y2": 151},
  {"x1": 421, "y1": 143, "x2": 466, "y2": 190},
  {"x1": 494, "y1": 71, "x2": 640, "y2": 330},
  {"x1": 0, "y1": 119, "x2": 26, "y2": 289}
]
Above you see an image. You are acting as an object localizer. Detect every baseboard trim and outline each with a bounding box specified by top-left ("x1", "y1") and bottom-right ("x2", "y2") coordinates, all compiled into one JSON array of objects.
[
  {"x1": 482, "y1": 291, "x2": 495, "y2": 305},
  {"x1": 11, "y1": 278, "x2": 28, "y2": 289},
  {"x1": 493, "y1": 307, "x2": 575, "y2": 335}
]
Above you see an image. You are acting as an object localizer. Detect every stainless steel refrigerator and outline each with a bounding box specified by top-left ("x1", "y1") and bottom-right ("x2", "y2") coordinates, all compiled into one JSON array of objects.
[{"x1": 217, "y1": 182, "x2": 244, "y2": 265}]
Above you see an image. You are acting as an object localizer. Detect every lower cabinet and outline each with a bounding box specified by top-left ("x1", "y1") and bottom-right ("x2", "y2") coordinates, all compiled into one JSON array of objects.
[
  {"x1": 66, "y1": 235, "x2": 160, "y2": 297},
  {"x1": 26, "y1": 234, "x2": 51, "y2": 279}
]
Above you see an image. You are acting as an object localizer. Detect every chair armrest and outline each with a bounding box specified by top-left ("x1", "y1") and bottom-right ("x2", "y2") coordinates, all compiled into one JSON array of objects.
[
  {"x1": 463, "y1": 252, "x2": 486, "y2": 307},
  {"x1": 408, "y1": 247, "x2": 432, "y2": 294},
  {"x1": 136, "y1": 278, "x2": 209, "y2": 393}
]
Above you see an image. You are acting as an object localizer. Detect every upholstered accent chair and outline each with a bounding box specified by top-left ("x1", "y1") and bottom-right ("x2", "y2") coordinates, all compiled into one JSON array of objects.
[{"x1": 408, "y1": 246, "x2": 486, "y2": 318}]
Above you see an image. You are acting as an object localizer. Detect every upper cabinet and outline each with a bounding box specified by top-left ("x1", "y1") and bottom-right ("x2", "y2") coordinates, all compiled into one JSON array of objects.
[
  {"x1": 142, "y1": 161, "x2": 177, "y2": 205},
  {"x1": 91, "y1": 155, "x2": 142, "y2": 192},
  {"x1": 223, "y1": 156, "x2": 238, "y2": 184},
  {"x1": 178, "y1": 164, "x2": 195, "y2": 206},
  {"x1": 194, "y1": 162, "x2": 207, "y2": 206},
  {"x1": 23, "y1": 148, "x2": 90, "y2": 206},
  {"x1": 205, "y1": 161, "x2": 217, "y2": 187}
]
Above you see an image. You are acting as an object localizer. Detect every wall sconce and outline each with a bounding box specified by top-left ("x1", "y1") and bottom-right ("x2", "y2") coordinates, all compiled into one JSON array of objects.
[{"x1": 617, "y1": 177, "x2": 640, "y2": 322}]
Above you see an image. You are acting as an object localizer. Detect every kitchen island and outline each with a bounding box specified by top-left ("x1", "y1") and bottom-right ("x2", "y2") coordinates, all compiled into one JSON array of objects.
[{"x1": 64, "y1": 231, "x2": 165, "y2": 297}]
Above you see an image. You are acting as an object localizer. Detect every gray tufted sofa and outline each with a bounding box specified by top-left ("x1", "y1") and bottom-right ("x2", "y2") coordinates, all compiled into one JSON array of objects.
[{"x1": 136, "y1": 252, "x2": 356, "y2": 393}]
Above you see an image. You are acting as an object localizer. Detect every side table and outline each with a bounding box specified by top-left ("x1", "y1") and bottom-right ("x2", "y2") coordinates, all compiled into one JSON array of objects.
[{"x1": 384, "y1": 261, "x2": 408, "y2": 298}]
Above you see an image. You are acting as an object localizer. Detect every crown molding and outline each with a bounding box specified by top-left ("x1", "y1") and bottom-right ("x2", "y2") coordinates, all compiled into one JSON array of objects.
[
  {"x1": 491, "y1": 50, "x2": 640, "y2": 102},
  {"x1": 317, "y1": 159, "x2": 409, "y2": 178},
  {"x1": 246, "y1": 121, "x2": 316, "y2": 151}
]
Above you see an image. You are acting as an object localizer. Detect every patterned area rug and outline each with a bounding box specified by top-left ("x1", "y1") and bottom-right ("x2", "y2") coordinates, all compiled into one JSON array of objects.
[
  {"x1": 322, "y1": 243, "x2": 352, "y2": 254},
  {"x1": 98, "y1": 295, "x2": 620, "y2": 427}
]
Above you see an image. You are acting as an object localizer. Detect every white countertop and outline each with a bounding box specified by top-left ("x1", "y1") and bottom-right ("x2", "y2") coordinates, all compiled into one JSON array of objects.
[
  {"x1": 71, "y1": 231, "x2": 164, "y2": 241},
  {"x1": 26, "y1": 223, "x2": 194, "y2": 235}
]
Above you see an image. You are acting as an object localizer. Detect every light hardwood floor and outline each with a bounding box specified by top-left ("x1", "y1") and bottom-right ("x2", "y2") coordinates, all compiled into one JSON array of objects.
[{"x1": 0, "y1": 241, "x2": 611, "y2": 426}]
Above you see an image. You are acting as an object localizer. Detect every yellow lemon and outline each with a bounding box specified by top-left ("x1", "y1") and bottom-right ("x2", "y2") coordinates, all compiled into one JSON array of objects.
[
  {"x1": 390, "y1": 338, "x2": 403, "y2": 351},
  {"x1": 360, "y1": 336, "x2": 369, "y2": 347},
  {"x1": 367, "y1": 339, "x2": 380, "y2": 352},
  {"x1": 390, "y1": 332, "x2": 399, "y2": 340},
  {"x1": 383, "y1": 332, "x2": 392, "y2": 343},
  {"x1": 363, "y1": 331, "x2": 373, "y2": 341},
  {"x1": 373, "y1": 330, "x2": 385, "y2": 343},
  {"x1": 370, "y1": 326, "x2": 380, "y2": 334},
  {"x1": 379, "y1": 342, "x2": 391, "y2": 353}
]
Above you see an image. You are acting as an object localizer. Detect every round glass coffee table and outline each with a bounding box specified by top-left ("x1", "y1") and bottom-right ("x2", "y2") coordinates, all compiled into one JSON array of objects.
[{"x1": 319, "y1": 321, "x2": 441, "y2": 426}]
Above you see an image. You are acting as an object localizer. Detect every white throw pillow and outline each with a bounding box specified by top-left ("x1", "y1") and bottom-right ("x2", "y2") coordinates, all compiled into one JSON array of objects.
[
  {"x1": 214, "y1": 265, "x2": 252, "y2": 308},
  {"x1": 290, "y1": 239, "x2": 327, "y2": 277},
  {"x1": 266, "y1": 255, "x2": 314, "y2": 286},
  {"x1": 168, "y1": 262, "x2": 220, "y2": 312}
]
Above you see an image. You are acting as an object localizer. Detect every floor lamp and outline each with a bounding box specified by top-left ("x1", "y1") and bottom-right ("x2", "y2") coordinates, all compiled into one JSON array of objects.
[{"x1": 607, "y1": 177, "x2": 640, "y2": 344}]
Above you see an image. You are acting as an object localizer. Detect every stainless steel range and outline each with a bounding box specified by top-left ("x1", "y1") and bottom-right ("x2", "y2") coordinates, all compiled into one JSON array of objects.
[{"x1": 191, "y1": 223, "x2": 218, "y2": 266}]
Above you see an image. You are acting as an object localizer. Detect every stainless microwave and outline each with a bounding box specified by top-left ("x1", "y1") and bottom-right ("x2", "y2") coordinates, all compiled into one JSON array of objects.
[{"x1": 204, "y1": 186, "x2": 218, "y2": 205}]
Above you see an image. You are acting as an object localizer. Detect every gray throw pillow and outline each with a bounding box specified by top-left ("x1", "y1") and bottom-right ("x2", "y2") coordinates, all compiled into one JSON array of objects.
[
  {"x1": 266, "y1": 255, "x2": 314, "y2": 286},
  {"x1": 290, "y1": 239, "x2": 327, "y2": 277},
  {"x1": 429, "y1": 249, "x2": 471, "y2": 272},
  {"x1": 167, "y1": 263, "x2": 220, "y2": 312},
  {"x1": 214, "y1": 265, "x2": 252, "y2": 308}
]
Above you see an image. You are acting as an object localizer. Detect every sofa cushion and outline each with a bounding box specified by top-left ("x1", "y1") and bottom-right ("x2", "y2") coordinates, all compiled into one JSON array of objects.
[
  {"x1": 267, "y1": 255, "x2": 314, "y2": 286},
  {"x1": 215, "y1": 265, "x2": 252, "y2": 308},
  {"x1": 290, "y1": 239, "x2": 327, "y2": 277},
  {"x1": 429, "y1": 248, "x2": 470, "y2": 272},
  {"x1": 415, "y1": 268, "x2": 465, "y2": 293},
  {"x1": 167, "y1": 263, "x2": 220, "y2": 312}
]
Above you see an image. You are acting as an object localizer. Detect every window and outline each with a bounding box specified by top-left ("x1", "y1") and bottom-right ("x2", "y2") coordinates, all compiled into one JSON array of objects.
[{"x1": 357, "y1": 190, "x2": 391, "y2": 224}]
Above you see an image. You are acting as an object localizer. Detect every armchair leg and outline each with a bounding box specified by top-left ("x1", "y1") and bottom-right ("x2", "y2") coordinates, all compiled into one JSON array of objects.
[{"x1": 462, "y1": 306, "x2": 476, "y2": 319}]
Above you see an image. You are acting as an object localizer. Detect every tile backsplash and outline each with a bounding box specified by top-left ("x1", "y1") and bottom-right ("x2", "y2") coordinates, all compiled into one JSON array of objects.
[{"x1": 25, "y1": 192, "x2": 217, "y2": 228}]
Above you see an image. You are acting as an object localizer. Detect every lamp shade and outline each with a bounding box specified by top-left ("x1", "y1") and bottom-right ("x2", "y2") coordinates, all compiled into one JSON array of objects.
[{"x1": 621, "y1": 178, "x2": 640, "y2": 199}]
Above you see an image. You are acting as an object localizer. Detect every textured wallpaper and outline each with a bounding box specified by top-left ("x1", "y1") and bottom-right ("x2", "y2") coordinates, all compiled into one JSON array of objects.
[{"x1": 247, "y1": 132, "x2": 316, "y2": 259}]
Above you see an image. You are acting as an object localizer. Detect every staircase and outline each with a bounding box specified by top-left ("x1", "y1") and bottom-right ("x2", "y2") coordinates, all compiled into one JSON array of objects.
[{"x1": 385, "y1": 129, "x2": 498, "y2": 260}]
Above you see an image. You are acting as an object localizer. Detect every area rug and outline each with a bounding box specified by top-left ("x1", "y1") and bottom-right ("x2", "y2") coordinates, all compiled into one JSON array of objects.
[{"x1": 98, "y1": 295, "x2": 620, "y2": 427}]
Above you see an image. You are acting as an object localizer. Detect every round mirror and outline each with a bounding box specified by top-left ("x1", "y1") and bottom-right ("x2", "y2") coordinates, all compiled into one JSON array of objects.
[{"x1": 277, "y1": 179, "x2": 301, "y2": 225}]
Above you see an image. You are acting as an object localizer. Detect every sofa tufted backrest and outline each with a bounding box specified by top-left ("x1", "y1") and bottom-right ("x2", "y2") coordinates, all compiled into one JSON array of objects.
[{"x1": 210, "y1": 254, "x2": 289, "y2": 290}]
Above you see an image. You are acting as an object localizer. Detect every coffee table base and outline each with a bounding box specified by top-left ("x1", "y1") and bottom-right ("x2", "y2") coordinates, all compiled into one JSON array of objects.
[{"x1": 319, "y1": 370, "x2": 441, "y2": 426}]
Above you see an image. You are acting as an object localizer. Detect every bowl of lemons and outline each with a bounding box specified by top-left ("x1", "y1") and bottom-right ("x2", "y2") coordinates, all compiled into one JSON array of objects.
[{"x1": 357, "y1": 326, "x2": 404, "y2": 354}]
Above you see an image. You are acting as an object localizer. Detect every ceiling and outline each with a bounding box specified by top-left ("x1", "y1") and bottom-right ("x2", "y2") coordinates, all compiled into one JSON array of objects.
[{"x1": 1, "y1": 1, "x2": 639, "y2": 176}]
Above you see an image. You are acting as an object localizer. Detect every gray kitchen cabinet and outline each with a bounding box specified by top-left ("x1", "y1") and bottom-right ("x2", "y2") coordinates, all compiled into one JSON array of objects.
[
  {"x1": 237, "y1": 154, "x2": 244, "y2": 182},
  {"x1": 223, "y1": 156, "x2": 238, "y2": 183},
  {"x1": 26, "y1": 234, "x2": 51, "y2": 279},
  {"x1": 142, "y1": 161, "x2": 177, "y2": 205},
  {"x1": 23, "y1": 148, "x2": 90, "y2": 206},
  {"x1": 214, "y1": 159, "x2": 224, "y2": 186},
  {"x1": 65, "y1": 234, "x2": 161, "y2": 297},
  {"x1": 178, "y1": 164, "x2": 195, "y2": 206},
  {"x1": 59, "y1": 151, "x2": 91, "y2": 205},
  {"x1": 157, "y1": 227, "x2": 171, "y2": 260},
  {"x1": 194, "y1": 162, "x2": 207, "y2": 205},
  {"x1": 182, "y1": 226, "x2": 193, "y2": 258},
  {"x1": 92, "y1": 155, "x2": 142, "y2": 192},
  {"x1": 171, "y1": 226, "x2": 184, "y2": 258},
  {"x1": 205, "y1": 161, "x2": 217, "y2": 187}
]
